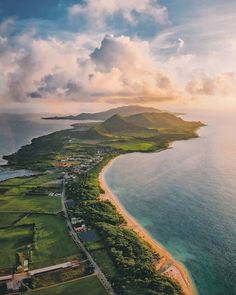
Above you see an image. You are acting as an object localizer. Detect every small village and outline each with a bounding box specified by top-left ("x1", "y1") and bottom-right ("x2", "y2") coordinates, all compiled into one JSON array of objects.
[{"x1": 54, "y1": 146, "x2": 114, "y2": 175}]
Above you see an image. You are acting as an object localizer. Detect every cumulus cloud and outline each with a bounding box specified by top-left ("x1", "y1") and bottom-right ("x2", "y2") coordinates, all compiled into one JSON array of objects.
[
  {"x1": 68, "y1": 0, "x2": 168, "y2": 27},
  {"x1": 2, "y1": 21, "x2": 235, "y2": 107},
  {"x1": 88, "y1": 35, "x2": 181, "y2": 102},
  {"x1": 0, "y1": 31, "x2": 183, "y2": 104},
  {"x1": 186, "y1": 72, "x2": 236, "y2": 97}
]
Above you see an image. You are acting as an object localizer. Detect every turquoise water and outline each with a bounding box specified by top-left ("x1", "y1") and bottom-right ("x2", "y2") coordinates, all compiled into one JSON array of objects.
[{"x1": 104, "y1": 111, "x2": 236, "y2": 295}]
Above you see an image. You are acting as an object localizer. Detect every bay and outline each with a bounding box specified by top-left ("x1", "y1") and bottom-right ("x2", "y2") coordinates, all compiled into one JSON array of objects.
[{"x1": 104, "y1": 111, "x2": 236, "y2": 295}]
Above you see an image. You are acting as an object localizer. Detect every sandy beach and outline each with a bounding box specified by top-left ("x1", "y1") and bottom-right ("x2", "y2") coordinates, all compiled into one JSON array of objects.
[{"x1": 99, "y1": 158, "x2": 197, "y2": 295}]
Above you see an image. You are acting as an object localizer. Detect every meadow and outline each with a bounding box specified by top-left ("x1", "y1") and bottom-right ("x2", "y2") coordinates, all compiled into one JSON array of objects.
[
  {"x1": 29, "y1": 275, "x2": 108, "y2": 295},
  {"x1": 0, "y1": 173, "x2": 83, "y2": 272},
  {"x1": 0, "y1": 225, "x2": 34, "y2": 269},
  {"x1": 16, "y1": 214, "x2": 82, "y2": 268},
  {"x1": 0, "y1": 174, "x2": 61, "y2": 212}
]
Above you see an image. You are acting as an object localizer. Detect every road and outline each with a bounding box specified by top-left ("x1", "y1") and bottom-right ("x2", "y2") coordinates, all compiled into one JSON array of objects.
[{"x1": 61, "y1": 175, "x2": 116, "y2": 295}]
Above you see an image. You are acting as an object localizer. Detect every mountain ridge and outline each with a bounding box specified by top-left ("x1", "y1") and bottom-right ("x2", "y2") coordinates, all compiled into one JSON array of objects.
[
  {"x1": 80, "y1": 112, "x2": 204, "y2": 140},
  {"x1": 43, "y1": 105, "x2": 181, "y2": 121}
]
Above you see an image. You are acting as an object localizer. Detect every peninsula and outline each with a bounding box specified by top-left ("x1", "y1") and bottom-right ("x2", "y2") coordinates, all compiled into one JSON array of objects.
[{"x1": 0, "y1": 106, "x2": 204, "y2": 295}]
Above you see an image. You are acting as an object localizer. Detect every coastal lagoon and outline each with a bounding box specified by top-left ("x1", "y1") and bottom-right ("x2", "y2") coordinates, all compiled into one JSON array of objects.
[{"x1": 104, "y1": 111, "x2": 236, "y2": 295}]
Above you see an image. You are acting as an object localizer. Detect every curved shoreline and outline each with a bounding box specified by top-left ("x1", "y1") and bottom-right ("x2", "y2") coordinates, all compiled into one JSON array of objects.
[{"x1": 99, "y1": 156, "x2": 197, "y2": 295}]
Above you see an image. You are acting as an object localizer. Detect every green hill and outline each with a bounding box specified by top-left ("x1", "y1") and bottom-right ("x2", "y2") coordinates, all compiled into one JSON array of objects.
[
  {"x1": 101, "y1": 114, "x2": 142, "y2": 132},
  {"x1": 81, "y1": 112, "x2": 204, "y2": 144},
  {"x1": 98, "y1": 114, "x2": 157, "y2": 138},
  {"x1": 125, "y1": 112, "x2": 203, "y2": 131},
  {"x1": 43, "y1": 105, "x2": 178, "y2": 121}
]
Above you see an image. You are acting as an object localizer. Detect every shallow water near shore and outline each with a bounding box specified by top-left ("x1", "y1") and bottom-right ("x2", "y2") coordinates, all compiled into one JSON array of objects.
[{"x1": 104, "y1": 111, "x2": 236, "y2": 295}]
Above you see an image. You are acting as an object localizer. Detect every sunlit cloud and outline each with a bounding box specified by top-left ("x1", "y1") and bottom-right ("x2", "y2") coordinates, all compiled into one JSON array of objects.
[{"x1": 0, "y1": 0, "x2": 236, "y2": 112}]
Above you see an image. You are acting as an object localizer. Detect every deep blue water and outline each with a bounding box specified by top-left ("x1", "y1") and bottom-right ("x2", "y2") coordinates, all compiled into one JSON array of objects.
[{"x1": 104, "y1": 111, "x2": 236, "y2": 295}]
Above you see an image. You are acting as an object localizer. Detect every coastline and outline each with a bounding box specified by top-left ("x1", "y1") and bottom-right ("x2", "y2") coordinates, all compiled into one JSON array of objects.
[{"x1": 99, "y1": 156, "x2": 197, "y2": 295}]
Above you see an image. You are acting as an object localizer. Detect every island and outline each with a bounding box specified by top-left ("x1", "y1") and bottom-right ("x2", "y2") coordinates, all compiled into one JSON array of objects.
[
  {"x1": 42, "y1": 105, "x2": 182, "y2": 121},
  {"x1": 0, "y1": 106, "x2": 204, "y2": 295}
]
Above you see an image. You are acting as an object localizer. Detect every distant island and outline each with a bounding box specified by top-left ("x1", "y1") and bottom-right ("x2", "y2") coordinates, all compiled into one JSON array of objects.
[
  {"x1": 0, "y1": 106, "x2": 204, "y2": 295},
  {"x1": 42, "y1": 105, "x2": 182, "y2": 121}
]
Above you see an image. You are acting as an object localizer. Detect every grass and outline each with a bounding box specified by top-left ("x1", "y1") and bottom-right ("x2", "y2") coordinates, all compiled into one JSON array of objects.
[
  {"x1": 86, "y1": 241, "x2": 105, "y2": 251},
  {"x1": 31, "y1": 261, "x2": 91, "y2": 289},
  {"x1": 0, "y1": 174, "x2": 62, "y2": 213},
  {"x1": 0, "y1": 177, "x2": 32, "y2": 186},
  {"x1": 107, "y1": 140, "x2": 155, "y2": 152},
  {"x1": 0, "y1": 174, "x2": 83, "y2": 271},
  {"x1": 0, "y1": 225, "x2": 34, "y2": 269},
  {"x1": 29, "y1": 275, "x2": 108, "y2": 295},
  {"x1": 91, "y1": 249, "x2": 117, "y2": 279},
  {"x1": 0, "y1": 212, "x2": 25, "y2": 228},
  {"x1": 0, "y1": 174, "x2": 56, "y2": 188},
  {"x1": 16, "y1": 214, "x2": 83, "y2": 269},
  {"x1": 0, "y1": 194, "x2": 61, "y2": 213}
]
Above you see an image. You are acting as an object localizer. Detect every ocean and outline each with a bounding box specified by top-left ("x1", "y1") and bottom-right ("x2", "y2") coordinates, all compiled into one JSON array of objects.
[
  {"x1": 0, "y1": 113, "x2": 75, "y2": 180},
  {"x1": 104, "y1": 111, "x2": 236, "y2": 295}
]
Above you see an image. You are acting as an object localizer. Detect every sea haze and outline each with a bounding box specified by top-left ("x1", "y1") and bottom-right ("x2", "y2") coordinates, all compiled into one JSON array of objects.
[{"x1": 104, "y1": 111, "x2": 236, "y2": 295}]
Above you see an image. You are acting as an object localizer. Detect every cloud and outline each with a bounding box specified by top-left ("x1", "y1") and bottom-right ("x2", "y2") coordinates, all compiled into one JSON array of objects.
[
  {"x1": 0, "y1": 18, "x2": 15, "y2": 36},
  {"x1": 87, "y1": 35, "x2": 182, "y2": 102},
  {"x1": 186, "y1": 72, "x2": 236, "y2": 97},
  {"x1": 1, "y1": 15, "x2": 235, "y2": 108},
  {"x1": 68, "y1": 0, "x2": 168, "y2": 28},
  {"x1": 0, "y1": 31, "x2": 183, "y2": 104},
  {"x1": 177, "y1": 38, "x2": 185, "y2": 51}
]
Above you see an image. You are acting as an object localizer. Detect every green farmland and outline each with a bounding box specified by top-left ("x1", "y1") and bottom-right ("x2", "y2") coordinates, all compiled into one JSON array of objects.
[
  {"x1": 0, "y1": 173, "x2": 83, "y2": 273},
  {"x1": 29, "y1": 275, "x2": 108, "y2": 295},
  {"x1": 0, "y1": 224, "x2": 33, "y2": 270},
  {"x1": 16, "y1": 214, "x2": 82, "y2": 268}
]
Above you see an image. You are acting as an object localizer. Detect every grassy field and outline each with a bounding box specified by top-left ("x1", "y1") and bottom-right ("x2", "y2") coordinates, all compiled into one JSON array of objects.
[
  {"x1": 0, "y1": 194, "x2": 61, "y2": 213},
  {"x1": 0, "y1": 174, "x2": 55, "y2": 187},
  {"x1": 0, "y1": 212, "x2": 25, "y2": 228},
  {"x1": 29, "y1": 275, "x2": 108, "y2": 295},
  {"x1": 91, "y1": 249, "x2": 117, "y2": 279},
  {"x1": 107, "y1": 140, "x2": 156, "y2": 152},
  {"x1": 16, "y1": 214, "x2": 83, "y2": 268},
  {"x1": 0, "y1": 174, "x2": 62, "y2": 213},
  {"x1": 0, "y1": 225, "x2": 34, "y2": 269},
  {"x1": 0, "y1": 172, "x2": 84, "y2": 272},
  {"x1": 31, "y1": 261, "x2": 92, "y2": 289}
]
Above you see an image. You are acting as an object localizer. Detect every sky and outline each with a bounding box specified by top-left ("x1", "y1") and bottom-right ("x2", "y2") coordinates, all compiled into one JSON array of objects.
[{"x1": 0, "y1": 0, "x2": 236, "y2": 114}]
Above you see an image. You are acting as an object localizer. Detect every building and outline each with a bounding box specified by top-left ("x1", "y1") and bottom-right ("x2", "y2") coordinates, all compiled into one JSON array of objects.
[{"x1": 74, "y1": 224, "x2": 86, "y2": 232}]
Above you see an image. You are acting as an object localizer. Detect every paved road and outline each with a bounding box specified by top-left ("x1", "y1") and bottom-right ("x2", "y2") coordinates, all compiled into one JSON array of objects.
[{"x1": 61, "y1": 176, "x2": 116, "y2": 295}]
